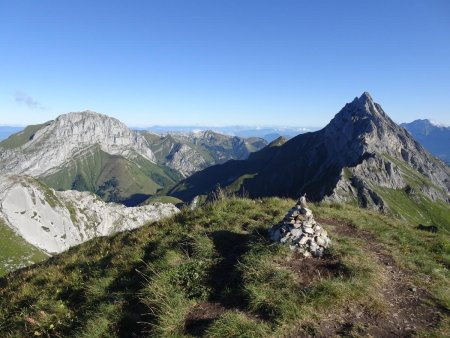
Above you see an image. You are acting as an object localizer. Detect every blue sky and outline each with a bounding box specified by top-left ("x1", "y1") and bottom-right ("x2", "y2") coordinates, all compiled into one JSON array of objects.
[{"x1": 1, "y1": 0, "x2": 449, "y2": 127}]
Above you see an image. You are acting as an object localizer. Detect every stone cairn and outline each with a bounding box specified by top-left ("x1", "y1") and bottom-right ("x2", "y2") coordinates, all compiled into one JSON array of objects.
[{"x1": 268, "y1": 194, "x2": 331, "y2": 257}]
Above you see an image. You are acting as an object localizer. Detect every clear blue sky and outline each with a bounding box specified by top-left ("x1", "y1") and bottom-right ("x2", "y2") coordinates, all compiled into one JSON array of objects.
[{"x1": 1, "y1": 0, "x2": 449, "y2": 127}]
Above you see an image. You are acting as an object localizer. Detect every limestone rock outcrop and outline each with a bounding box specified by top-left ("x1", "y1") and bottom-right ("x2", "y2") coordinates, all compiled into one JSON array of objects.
[{"x1": 0, "y1": 175, "x2": 179, "y2": 254}]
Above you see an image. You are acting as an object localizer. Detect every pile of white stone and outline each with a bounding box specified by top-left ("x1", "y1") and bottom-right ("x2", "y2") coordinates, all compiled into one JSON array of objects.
[{"x1": 268, "y1": 195, "x2": 330, "y2": 257}]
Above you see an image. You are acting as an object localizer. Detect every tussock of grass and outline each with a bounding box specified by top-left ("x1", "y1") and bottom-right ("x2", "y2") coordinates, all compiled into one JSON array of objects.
[{"x1": 205, "y1": 312, "x2": 271, "y2": 338}]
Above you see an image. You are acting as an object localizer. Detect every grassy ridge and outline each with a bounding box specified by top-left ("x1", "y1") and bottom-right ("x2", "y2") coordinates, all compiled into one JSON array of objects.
[
  {"x1": 0, "y1": 123, "x2": 50, "y2": 149},
  {"x1": 0, "y1": 197, "x2": 448, "y2": 336}
]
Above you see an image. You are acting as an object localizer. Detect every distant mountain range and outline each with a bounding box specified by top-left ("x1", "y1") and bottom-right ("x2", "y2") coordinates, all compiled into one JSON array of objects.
[
  {"x1": 401, "y1": 119, "x2": 450, "y2": 164},
  {"x1": 139, "y1": 125, "x2": 315, "y2": 142},
  {"x1": 141, "y1": 130, "x2": 267, "y2": 177},
  {"x1": 0, "y1": 125, "x2": 312, "y2": 143},
  {"x1": 4, "y1": 119, "x2": 449, "y2": 163},
  {"x1": 170, "y1": 93, "x2": 450, "y2": 214}
]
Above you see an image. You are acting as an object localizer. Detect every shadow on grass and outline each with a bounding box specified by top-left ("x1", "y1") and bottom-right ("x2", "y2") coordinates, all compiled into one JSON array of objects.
[
  {"x1": 208, "y1": 230, "x2": 251, "y2": 309},
  {"x1": 54, "y1": 240, "x2": 162, "y2": 337},
  {"x1": 184, "y1": 230, "x2": 253, "y2": 336}
]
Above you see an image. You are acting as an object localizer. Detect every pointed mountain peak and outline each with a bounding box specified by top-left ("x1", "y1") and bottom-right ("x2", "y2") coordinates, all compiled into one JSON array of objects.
[
  {"x1": 324, "y1": 92, "x2": 405, "y2": 160},
  {"x1": 349, "y1": 91, "x2": 375, "y2": 109},
  {"x1": 329, "y1": 92, "x2": 388, "y2": 127},
  {"x1": 359, "y1": 91, "x2": 373, "y2": 102}
]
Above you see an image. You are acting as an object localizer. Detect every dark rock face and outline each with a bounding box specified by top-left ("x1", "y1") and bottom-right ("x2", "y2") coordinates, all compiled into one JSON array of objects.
[{"x1": 170, "y1": 93, "x2": 450, "y2": 210}]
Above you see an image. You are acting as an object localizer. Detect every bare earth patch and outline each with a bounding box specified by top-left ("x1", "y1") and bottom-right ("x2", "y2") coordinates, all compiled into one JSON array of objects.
[
  {"x1": 282, "y1": 254, "x2": 350, "y2": 288},
  {"x1": 184, "y1": 302, "x2": 227, "y2": 336}
]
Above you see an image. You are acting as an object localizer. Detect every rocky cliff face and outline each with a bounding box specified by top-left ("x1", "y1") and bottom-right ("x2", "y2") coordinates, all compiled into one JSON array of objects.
[
  {"x1": 166, "y1": 143, "x2": 208, "y2": 177},
  {"x1": 0, "y1": 111, "x2": 155, "y2": 177},
  {"x1": 170, "y1": 93, "x2": 450, "y2": 211},
  {"x1": 0, "y1": 175, "x2": 179, "y2": 254}
]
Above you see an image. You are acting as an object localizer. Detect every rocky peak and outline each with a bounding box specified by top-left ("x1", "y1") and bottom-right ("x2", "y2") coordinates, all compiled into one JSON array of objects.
[
  {"x1": 0, "y1": 110, "x2": 155, "y2": 176},
  {"x1": 323, "y1": 92, "x2": 412, "y2": 161},
  {"x1": 327, "y1": 92, "x2": 392, "y2": 132},
  {"x1": 323, "y1": 93, "x2": 450, "y2": 206}
]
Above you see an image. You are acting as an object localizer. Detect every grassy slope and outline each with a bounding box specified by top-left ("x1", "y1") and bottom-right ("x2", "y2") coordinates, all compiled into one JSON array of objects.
[
  {"x1": 0, "y1": 197, "x2": 448, "y2": 337},
  {"x1": 141, "y1": 195, "x2": 184, "y2": 206},
  {"x1": 370, "y1": 154, "x2": 450, "y2": 227},
  {"x1": 40, "y1": 147, "x2": 181, "y2": 204},
  {"x1": 0, "y1": 219, "x2": 48, "y2": 277},
  {"x1": 0, "y1": 123, "x2": 50, "y2": 149}
]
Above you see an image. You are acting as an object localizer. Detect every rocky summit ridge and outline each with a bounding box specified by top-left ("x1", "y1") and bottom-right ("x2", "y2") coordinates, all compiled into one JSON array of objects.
[
  {"x1": 170, "y1": 92, "x2": 450, "y2": 211},
  {"x1": 0, "y1": 111, "x2": 155, "y2": 177}
]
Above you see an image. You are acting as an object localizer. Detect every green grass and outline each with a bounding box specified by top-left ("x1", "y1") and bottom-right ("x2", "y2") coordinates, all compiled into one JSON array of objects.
[
  {"x1": 226, "y1": 173, "x2": 257, "y2": 193},
  {"x1": 142, "y1": 195, "x2": 184, "y2": 206},
  {"x1": 374, "y1": 186, "x2": 450, "y2": 227},
  {"x1": 40, "y1": 146, "x2": 182, "y2": 205},
  {"x1": 0, "y1": 218, "x2": 48, "y2": 277},
  {"x1": 0, "y1": 197, "x2": 448, "y2": 336},
  {"x1": 0, "y1": 122, "x2": 49, "y2": 149}
]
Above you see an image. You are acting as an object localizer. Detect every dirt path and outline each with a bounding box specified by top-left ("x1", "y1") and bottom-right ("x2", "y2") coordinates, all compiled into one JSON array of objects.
[{"x1": 312, "y1": 217, "x2": 445, "y2": 337}]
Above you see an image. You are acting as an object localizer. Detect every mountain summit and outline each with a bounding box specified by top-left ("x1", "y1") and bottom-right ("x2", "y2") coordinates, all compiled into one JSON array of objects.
[
  {"x1": 0, "y1": 111, "x2": 155, "y2": 176},
  {"x1": 170, "y1": 92, "x2": 450, "y2": 211}
]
